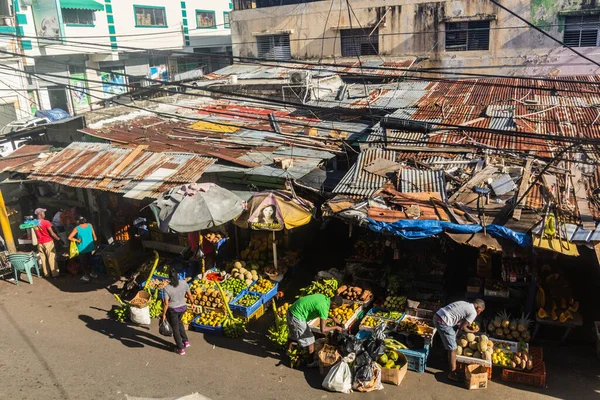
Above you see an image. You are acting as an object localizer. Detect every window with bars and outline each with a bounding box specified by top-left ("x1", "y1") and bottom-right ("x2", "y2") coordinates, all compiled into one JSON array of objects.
[
  {"x1": 564, "y1": 15, "x2": 600, "y2": 47},
  {"x1": 134, "y1": 6, "x2": 167, "y2": 27},
  {"x1": 445, "y1": 20, "x2": 490, "y2": 51},
  {"x1": 340, "y1": 28, "x2": 379, "y2": 57},
  {"x1": 224, "y1": 11, "x2": 231, "y2": 29},
  {"x1": 256, "y1": 34, "x2": 291, "y2": 60},
  {"x1": 62, "y1": 9, "x2": 95, "y2": 25}
]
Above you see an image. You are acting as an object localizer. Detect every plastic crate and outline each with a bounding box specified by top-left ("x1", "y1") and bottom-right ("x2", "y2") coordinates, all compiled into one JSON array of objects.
[
  {"x1": 366, "y1": 307, "x2": 404, "y2": 322},
  {"x1": 501, "y1": 361, "x2": 546, "y2": 388},
  {"x1": 248, "y1": 280, "x2": 278, "y2": 304},
  {"x1": 243, "y1": 304, "x2": 265, "y2": 322},
  {"x1": 230, "y1": 291, "x2": 263, "y2": 318},
  {"x1": 397, "y1": 345, "x2": 430, "y2": 373},
  {"x1": 190, "y1": 315, "x2": 224, "y2": 336}
]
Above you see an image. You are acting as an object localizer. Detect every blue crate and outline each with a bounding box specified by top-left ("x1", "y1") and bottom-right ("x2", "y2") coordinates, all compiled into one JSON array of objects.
[
  {"x1": 249, "y1": 280, "x2": 279, "y2": 304},
  {"x1": 230, "y1": 291, "x2": 263, "y2": 318},
  {"x1": 190, "y1": 315, "x2": 223, "y2": 336},
  {"x1": 397, "y1": 345, "x2": 430, "y2": 373}
]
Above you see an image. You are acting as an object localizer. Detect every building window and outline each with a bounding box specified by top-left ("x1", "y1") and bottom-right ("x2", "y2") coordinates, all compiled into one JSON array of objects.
[
  {"x1": 196, "y1": 10, "x2": 216, "y2": 29},
  {"x1": 0, "y1": 0, "x2": 13, "y2": 16},
  {"x1": 24, "y1": 66, "x2": 35, "y2": 85},
  {"x1": 223, "y1": 11, "x2": 230, "y2": 29},
  {"x1": 62, "y1": 9, "x2": 95, "y2": 25},
  {"x1": 445, "y1": 20, "x2": 490, "y2": 51},
  {"x1": 257, "y1": 34, "x2": 291, "y2": 60},
  {"x1": 564, "y1": 15, "x2": 600, "y2": 47},
  {"x1": 134, "y1": 5, "x2": 167, "y2": 27},
  {"x1": 340, "y1": 28, "x2": 379, "y2": 56}
]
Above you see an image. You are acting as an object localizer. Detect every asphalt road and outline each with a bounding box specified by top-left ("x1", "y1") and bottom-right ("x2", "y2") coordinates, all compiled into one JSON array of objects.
[{"x1": 0, "y1": 276, "x2": 598, "y2": 400}]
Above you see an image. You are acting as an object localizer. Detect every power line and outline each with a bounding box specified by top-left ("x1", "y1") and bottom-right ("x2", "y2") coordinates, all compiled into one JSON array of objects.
[{"x1": 5, "y1": 31, "x2": 600, "y2": 87}]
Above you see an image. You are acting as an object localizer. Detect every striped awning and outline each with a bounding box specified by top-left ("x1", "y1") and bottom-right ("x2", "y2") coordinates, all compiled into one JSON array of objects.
[{"x1": 60, "y1": 0, "x2": 104, "y2": 11}]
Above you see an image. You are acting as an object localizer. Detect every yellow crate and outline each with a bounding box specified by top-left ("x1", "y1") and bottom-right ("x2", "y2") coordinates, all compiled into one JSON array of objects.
[{"x1": 243, "y1": 304, "x2": 265, "y2": 323}]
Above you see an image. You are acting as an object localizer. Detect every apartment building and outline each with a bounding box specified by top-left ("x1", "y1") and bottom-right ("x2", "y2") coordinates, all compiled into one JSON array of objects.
[
  {"x1": 1, "y1": 0, "x2": 233, "y2": 116},
  {"x1": 230, "y1": 0, "x2": 600, "y2": 75}
]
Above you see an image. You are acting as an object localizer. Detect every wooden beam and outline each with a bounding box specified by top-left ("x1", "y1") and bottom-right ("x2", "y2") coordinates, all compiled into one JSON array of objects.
[
  {"x1": 455, "y1": 202, "x2": 480, "y2": 224},
  {"x1": 572, "y1": 167, "x2": 596, "y2": 230},
  {"x1": 449, "y1": 165, "x2": 497, "y2": 203},
  {"x1": 512, "y1": 158, "x2": 533, "y2": 221}
]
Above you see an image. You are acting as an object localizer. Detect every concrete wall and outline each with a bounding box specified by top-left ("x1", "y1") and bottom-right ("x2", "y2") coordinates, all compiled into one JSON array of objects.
[{"x1": 231, "y1": 0, "x2": 600, "y2": 75}]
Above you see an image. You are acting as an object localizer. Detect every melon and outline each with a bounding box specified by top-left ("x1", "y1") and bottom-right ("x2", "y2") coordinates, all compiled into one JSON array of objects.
[
  {"x1": 466, "y1": 333, "x2": 476, "y2": 342},
  {"x1": 456, "y1": 346, "x2": 463, "y2": 356},
  {"x1": 233, "y1": 262, "x2": 242, "y2": 269}
]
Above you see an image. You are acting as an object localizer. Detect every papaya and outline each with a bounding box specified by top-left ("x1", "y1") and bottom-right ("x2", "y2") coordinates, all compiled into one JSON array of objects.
[
  {"x1": 385, "y1": 360, "x2": 395, "y2": 369},
  {"x1": 387, "y1": 351, "x2": 398, "y2": 362},
  {"x1": 559, "y1": 312, "x2": 568, "y2": 323},
  {"x1": 537, "y1": 308, "x2": 548, "y2": 319},
  {"x1": 551, "y1": 309, "x2": 558, "y2": 321},
  {"x1": 568, "y1": 301, "x2": 579, "y2": 313}
]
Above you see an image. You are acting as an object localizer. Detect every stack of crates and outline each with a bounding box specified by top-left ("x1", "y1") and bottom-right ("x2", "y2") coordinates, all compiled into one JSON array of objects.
[{"x1": 101, "y1": 241, "x2": 131, "y2": 277}]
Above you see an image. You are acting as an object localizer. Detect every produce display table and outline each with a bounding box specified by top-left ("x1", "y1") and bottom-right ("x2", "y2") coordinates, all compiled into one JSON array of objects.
[{"x1": 532, "y1": 313, "x2": 583, "y2": 344}]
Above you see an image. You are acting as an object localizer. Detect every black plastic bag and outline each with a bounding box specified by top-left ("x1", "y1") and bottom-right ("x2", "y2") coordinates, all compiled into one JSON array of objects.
[
  {"x1": 354, "y1": 350, "x2": 372, "y2": 368},
  {"x1": 363, "y1": 338, "x2": 386, "y2": 360},
  {"x1": 337, "y1": 332, "x2": 362, "y2": 357},
  {"x1": 159, "y1": 319, "x2": 173, "y2": 337},
  {"x1": 355, "y1": 363, "x2": 374, "y2": 384}
]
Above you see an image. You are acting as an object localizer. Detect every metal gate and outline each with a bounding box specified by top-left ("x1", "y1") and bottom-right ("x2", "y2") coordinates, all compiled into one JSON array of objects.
[{"x1": 256, "y1": 34, "x2": 291, "y2": 60}]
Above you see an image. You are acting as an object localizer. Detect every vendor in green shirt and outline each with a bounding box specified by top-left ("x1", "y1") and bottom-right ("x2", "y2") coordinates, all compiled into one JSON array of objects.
[{"x1": 287, "y1": 294, "x2": 344, "y2": 367}]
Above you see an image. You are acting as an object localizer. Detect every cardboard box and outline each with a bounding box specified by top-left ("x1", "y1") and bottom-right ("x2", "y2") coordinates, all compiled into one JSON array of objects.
[
  {"x1": 465, "y1": 364, "x2": 489, "y2": 390},
  {"x1": 380, "y1": 351, "x2": 408, "y2": 386},
  {"x1": 318, "y1": 344, "x2": 340, "y2": 376}
]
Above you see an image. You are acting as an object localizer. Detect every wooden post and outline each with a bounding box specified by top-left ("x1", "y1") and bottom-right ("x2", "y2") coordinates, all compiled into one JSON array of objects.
[{"x1": 0, "y1": 189, "x2": 15, "y2": 253}]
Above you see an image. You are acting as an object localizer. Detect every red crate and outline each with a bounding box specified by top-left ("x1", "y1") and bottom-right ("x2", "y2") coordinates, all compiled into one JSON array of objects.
[{"x1": 501, "y1": 361, "x2": 546, "y2": 388}]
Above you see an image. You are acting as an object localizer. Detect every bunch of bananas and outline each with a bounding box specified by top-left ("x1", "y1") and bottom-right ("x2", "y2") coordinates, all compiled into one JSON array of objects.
[
  {"x1": 149, "y1": 299, "x2": 163, "y2": 319},
  {"x1": 267, "y1": 323, "x2": 289, "y2": 348},
  {"x1": 297, "y1": 278, "x2": 340, "y2": 298},
  {"x1": 110, "y1": 304, "x2": 129, "y2": 322},
  {"x1": 288, "y1": 347, "x2": 301, "y2": 368},
  {"x1": 110, "y1": 294, "x2": 129, "y2": 322},
  {"x1": 223, "y1": 317, "x2": 246, "y2": 338}
]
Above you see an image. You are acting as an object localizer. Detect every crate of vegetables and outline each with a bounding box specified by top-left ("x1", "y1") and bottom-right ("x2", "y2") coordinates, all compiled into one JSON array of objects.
[
  {"x1": 220, "y1": 277, "x2": 250, "y2": 299},
  {"x1": 337, "y1": 285, "x2": 373, "y2": 308},
  {"x1": 308, "y1": 302, "x2": 362, "y2": 333},
  {"x1": 190, "y1": 310, "x2": 225, "y2": 335},
  {"x1": 397, "y1": 315, "x2": 436, "y2": 345},
  {"x1": 230, "y1": 292, "x2": 263, "y2": 318},
  {"x1": 249, "y1": 279, "x2": 279, "y2": 304},
  {"x1": 359, "y1": 315, "x2": 389, "y2": 332},
  {"x1": 367, "y1": 307, "x2": 404, "y2": 322}
]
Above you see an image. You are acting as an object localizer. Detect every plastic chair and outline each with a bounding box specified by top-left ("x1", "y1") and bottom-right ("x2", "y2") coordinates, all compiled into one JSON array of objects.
[{"x1": 8, "y1": 253, "x2": 41, "y2": 285}]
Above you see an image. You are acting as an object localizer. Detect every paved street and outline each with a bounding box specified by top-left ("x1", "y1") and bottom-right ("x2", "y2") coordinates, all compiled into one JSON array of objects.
[{"x1": 0, "y1": 276, "x2": 598, "y2": 400}]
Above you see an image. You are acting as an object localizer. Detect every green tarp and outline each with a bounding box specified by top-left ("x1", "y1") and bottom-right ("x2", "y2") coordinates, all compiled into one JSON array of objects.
[{"x1": 60, "y1": 0, "x2": 104, "y2": 11}]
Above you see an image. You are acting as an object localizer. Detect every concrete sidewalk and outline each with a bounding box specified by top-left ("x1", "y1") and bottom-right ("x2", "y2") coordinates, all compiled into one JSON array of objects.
[{"x1": 0, "y1": 276, "x2": 597, "y2": 400}]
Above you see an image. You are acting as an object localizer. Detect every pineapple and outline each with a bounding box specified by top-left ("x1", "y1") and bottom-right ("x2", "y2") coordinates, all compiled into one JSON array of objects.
[
  {"x1": 509, "y1": 320, "x2": 517, "y2": 331},
  {"x1": 498, "y1": 310, "x2": 511, "y2": 329},
  {"x1": 493, "y1": 316, "x2": 502, "y2": 328},
  {"x1": 487, "y1": 322, "x2": 495, "y2": 332},
  {"x1": 495, "y1": 328, "x2": 504, "y2": 337},
  {"x1": 517, "y1": 313, "x2": 531, "y2": 333}
]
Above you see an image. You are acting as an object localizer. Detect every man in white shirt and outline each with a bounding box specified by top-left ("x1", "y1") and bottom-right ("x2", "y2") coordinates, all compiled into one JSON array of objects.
[{"x1": 433, "y1": 299, "x2": 485, "y2": 381}]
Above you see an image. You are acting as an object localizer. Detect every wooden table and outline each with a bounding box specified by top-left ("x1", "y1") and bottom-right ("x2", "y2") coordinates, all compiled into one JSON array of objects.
[{"x1": 532, "y1": 312, "x2": 583, "y2": 344}]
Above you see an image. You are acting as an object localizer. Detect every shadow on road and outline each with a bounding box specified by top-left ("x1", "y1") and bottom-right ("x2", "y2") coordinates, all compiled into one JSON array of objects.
[{"x1": 79, "y1": 314, "x2": 173, "y2": 351}]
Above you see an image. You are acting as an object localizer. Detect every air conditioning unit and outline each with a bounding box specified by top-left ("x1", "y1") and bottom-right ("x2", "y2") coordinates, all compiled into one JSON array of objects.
[{"x1": 289, "y1": 71, "x2": 310, "y2": 85}]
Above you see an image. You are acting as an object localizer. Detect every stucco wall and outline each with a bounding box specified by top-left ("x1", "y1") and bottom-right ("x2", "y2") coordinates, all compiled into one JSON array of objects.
[{"x1": 231, "y1": 0, "x2": 600, "y2": 75}]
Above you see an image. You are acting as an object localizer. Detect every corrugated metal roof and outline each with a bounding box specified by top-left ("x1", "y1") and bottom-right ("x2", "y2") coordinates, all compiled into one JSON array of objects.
[
  {"x1": 332, "y1": 149, "x2": 396, "y2": 197},
  {"x1": 28, "y1": 143, "x2": 215, "y2": 199},
  {"x1": 0, "y1": 145, "x2": 53, "y2": 174},
  {"x1": 400, "y1": 169, "x2": 447, "y2": 200}
]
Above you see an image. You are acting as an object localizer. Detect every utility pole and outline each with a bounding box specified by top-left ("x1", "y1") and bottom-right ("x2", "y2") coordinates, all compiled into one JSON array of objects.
[{"x1": 0, "y1": 189, "x2": 16, "y2": 253}]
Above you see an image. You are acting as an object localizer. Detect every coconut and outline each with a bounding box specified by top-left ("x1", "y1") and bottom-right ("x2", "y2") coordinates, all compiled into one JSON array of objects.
[
  {"x1": 456, "y1": 346, "x2": 463, "y2": 356},
  {"x1": 473, "y1": 351, "x2": 481, "y2": 359}
]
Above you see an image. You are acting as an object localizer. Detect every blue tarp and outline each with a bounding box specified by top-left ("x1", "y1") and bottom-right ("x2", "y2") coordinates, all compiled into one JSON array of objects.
[
  {"x1": 366, "y1": 219, "x2": 532, "y2": 247},
  {"x1": 35, "y1": 108, "x2": 71, "y2": 122}
]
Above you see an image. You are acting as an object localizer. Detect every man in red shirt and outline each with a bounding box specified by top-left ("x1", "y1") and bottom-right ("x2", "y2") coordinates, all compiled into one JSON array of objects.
[{"x1": 33, "y1": 208, "x2": 60, "y2": 278}]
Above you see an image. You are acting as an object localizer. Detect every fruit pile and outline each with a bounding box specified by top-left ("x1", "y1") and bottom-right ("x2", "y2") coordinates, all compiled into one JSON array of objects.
[
  {"x1": 146, "y1": 278, "x2": 169, "y2": 289},
  {"x1": 250, "y1": 279, "x2": 274, "y2": 294},
  {"x1": 223, "y1": 317, "x2": 246, "y2": 338},
  {"x1": 370, "y1": 310, "x2": 403, "y2": 320},
  {"x1": 377, "y1": 350, "x2": 405, "y2": 370},
  {"x1": 384, "y1": 338, "x2": 408, "y2": 350},
  {"x1": 398, "y1": 316, "x2": 434, "y2": 336},
  {"x1": 196, "y1": 310, "x2": 224, "y2": 327},
  {"x1": 148, "y1": 291, "x2": 163, "y2": 319},
  {"x1": 110, "y1": 304, "x2": 129, "y2": 322},
  {"x1": 361, "y1": 316, "x2": 383, "y2": 328},
  {"x1": 236, "y1": 293, "x2": 261, "y2": 307},
  {"x1": 221, "y1": 278, "x2": 248, "y2": 296},
  {"x1": 383, "y1": 296, "x2": 407, "y2": 311},
  {"x1": 204, "y1": 271, "x2": 225, "y2": 282},
  {"x1": 297, "y1": 278, "x2": 340, "y2": 298},
  {"x1": 337, "y1": 285, "x2": 372, "y2": 302},
  {"x1": 188, "y1": 281, "x2": 227, "y2": 308},
  {"x1": 181, "y1": 309, "x2": 195, "y2": 325},
  {"x1": 457, "y1": 333, "x2": 493, "y2": 361},
  {"x1": 330, "y1": 303, "x2": 359, "y2": 324},
  {"x1": 487, "y1": 310, "x2": 532, "y2": 342},
  {"x1": 231, "y1": 264, "x2": 259, "y2": 286},
  {"x1": 276, "y1": 303, "x2": 290, "y2": 320},
  {"x1": 153, "y1": 266, "x2": 169, "y2": 278},
  {"x1": 203, "y1": 232, "x2": 224, "y2": 244}
]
